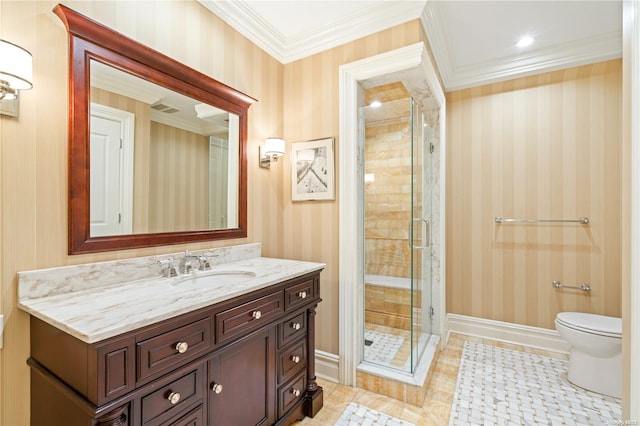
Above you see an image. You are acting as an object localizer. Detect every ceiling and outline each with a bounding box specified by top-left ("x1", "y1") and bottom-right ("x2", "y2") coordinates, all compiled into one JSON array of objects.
[{"x1": 197, "y1": 0, "x2": 622, "y2": 92}]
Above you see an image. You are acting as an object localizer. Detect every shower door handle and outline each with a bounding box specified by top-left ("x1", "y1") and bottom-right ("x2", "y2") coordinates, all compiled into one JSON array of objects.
[{"x1": 409, "y1": 218, "x2": 430, "y2": 249}]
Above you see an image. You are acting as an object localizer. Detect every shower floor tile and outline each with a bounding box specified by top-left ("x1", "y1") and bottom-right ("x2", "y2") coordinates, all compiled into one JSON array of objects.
[
  {"x1": 364, "y1": 329, "x2": 405, "y2": 365},
  {"x1": 364, "y1": 324, "x2": 430, "y2": 370},
  {"x1": 449, "y1": 341, "x2": 622, "y2": 426}
]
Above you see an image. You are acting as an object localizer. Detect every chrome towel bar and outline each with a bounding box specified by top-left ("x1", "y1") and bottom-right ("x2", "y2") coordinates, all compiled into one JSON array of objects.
[
  {"x1": 495, "y1": 216, "x2": 589, "y2": 224},
  {"x1": 552, "y1": 280, "x2": 591, "y2": 292}
]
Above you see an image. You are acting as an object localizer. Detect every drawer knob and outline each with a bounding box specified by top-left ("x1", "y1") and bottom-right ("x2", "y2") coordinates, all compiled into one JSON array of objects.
[
  {"x1": 291, "y1": 322, "x2": 301, "y2": 330},
  {"x1": 290, "y1": 355, "x2": 301, "y2": 363},
  {"x1": 297, "y1": 291, "x2": 307, "y2": 299},
  {"x1": 291, "y1": 388, "x2": 301, "y2": 397},
  {"x1": 175, "y1": 341, "x2": 189, "y2": 354},
  {"x1": 252, "y1": 310, "x2": 262, "y2": 319},
  {"x1": 167, "y1": 392, "x2": 181, "y2": 405},
  {"x1": 211, "y1": 383, "x2": 223, "y2": 394}
]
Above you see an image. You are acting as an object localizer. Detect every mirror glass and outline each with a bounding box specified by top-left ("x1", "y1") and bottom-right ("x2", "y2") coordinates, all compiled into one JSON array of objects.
[
  {"x1": 89, "y1": 61, "x2": 239, "y2": 237},
  {"x1": 55, "y1": 4, "x2": 255, "y2": 254}
]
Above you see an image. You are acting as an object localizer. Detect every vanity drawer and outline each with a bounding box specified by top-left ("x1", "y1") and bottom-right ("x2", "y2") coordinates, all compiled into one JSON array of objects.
[
  {"x1": 278, "y1": 372, "x2": 307, "y2": 418},
  {"x1": 215, "y1": 291, "x2": 284, "y2": 344},
  {"x1": 137, "y1": 316, "x2": 211, "y2": 382},
  {"x1": 140, "y1": 363, "x2": 205, "y2": 425},
  {"x1": 279, "y1": 311, "x2": 307, "y2": 348},
  {"x1": 284, "y1": 279, "x2": 316, "y2": 311},
  {"x1": 157, "y1": 404, "x2": 204, "y2": 426},
  {"x1": 278, "y1": 339, "x2": 307, "y2": 384}
]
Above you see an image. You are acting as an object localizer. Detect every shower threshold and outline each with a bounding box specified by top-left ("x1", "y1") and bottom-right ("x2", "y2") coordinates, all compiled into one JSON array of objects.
[{"x1": 356, "y1": 334, "x2": 440, "y2": 405}]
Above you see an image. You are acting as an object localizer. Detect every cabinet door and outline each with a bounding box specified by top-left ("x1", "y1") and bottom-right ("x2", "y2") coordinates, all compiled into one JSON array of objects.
[{"x1": 208, "y1": 327, "x2": 276, "y2": 426}]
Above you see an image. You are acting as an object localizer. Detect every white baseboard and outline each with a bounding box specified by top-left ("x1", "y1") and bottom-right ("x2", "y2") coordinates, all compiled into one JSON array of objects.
[
  {"x1": 315, "y1": 350, "x2": 340, "y2": 383},
  {"x1": 446, "y1": 313, "x2": 571, "y2": 354}
]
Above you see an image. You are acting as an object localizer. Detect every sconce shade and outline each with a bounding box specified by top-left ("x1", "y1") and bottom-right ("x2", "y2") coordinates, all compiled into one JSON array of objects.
[
  {"x1": 264, "y1": 137, "x2": 285, "y2": 158},
  {"x1": 0, "y1": 40, "x2": 33, "y2": 90}
]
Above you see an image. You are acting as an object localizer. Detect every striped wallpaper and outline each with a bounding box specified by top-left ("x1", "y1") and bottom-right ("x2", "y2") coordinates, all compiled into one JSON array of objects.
[{"x1": 446, "y1": 59, "x2": 622, "y2": 328}]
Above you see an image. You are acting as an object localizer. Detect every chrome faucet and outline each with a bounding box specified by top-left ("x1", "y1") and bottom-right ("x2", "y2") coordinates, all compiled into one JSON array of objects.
[{"x1": 179, "y1": 250, "x2": 202, "y2": 274}]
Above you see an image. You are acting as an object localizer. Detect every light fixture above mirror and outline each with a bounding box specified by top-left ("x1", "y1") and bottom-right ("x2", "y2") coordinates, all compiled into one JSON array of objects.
[{"x1": 259, "y1": 137, "x2": 285, "y2": 169}]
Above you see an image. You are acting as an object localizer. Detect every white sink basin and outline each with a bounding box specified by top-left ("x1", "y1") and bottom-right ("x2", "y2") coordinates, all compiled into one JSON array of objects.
[{"x1": 172, "y1": 270, "x2": 257, "y2": 287}]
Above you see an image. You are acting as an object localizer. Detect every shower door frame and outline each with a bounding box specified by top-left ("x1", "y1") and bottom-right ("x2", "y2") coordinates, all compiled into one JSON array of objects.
[{"x1": 338, "y1": 42, "x2": 447, "y2": 385}]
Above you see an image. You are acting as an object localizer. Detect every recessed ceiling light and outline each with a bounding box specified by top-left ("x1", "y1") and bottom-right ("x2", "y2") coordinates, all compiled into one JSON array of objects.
[
  {"x1": 517, "y1": 36, "x2": 534, "y2": 48},
  {"x1": 370, "y1": 100, "x2": 382, "y2": 108}
]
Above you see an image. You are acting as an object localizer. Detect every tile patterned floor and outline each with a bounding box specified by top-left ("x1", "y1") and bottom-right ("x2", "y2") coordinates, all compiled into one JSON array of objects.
[
  {"x1": 295, "y1": 333, "x2": 464, "y2": 425},
  {"x1": 294, "y1": 334, "x2": 622, "y2": 426},
  {"x1": 364, "y1": 329, "x2": 405, "y2": 365},
  {"x1": 335, "y1": 402, "x2": 416, "y2": 426},
  {"x1": 449, "y1": 341, "x2": 622, "y2": 426},
  {"x1": 364, "y1": 324, "x2": 430, "y2": 370}
]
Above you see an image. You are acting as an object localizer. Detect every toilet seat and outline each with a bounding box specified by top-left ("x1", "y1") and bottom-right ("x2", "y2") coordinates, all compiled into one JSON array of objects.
[{"x1": 555, "y1": 312, "x2": 621, "y2": 338}]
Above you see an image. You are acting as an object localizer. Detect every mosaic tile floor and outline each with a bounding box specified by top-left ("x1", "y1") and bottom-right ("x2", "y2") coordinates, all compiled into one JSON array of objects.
[
  {"x1": 364, "y1": 329, "x2": 405, "y2": 365},
  {"x1": 448, "y1": 341, "x2": 622, "y2": 426},
  {"x1": 335, "y1": 402, "x2": 416, "y2": 426},
  {"x1": 294, "y1": 334, "x2": 622, "y2": 426},
  {"x1": 364, "y1": 324, "x2": 431, "y2": 370}
]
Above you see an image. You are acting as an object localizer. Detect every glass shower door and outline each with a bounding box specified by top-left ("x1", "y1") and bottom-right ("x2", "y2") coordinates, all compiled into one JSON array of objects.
[
  {"x1": 361, "y1": 93, "x2": 433, "y2": 374},
  {"x1": 410, "y1": 107, "x2": 433, "y2": 372}
]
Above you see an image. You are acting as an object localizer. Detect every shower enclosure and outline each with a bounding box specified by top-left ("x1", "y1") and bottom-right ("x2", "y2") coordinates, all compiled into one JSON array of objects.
[{"x1": 361, "y1": 87, "x2": 434, "y2": 374}]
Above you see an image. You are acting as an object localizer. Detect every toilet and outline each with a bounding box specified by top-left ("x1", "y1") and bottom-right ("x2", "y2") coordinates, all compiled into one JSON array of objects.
[{"x1": 555, "y1": 312, "x2": 622, "y2": 398}]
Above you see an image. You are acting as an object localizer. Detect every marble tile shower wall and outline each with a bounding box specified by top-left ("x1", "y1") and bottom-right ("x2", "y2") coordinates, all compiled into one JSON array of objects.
[
  {"x1": 425, "y1": 109, "x2": 441, "y2": 336},
  {"x1": 365, "y1": 284, "x2": 421, "y2": 329},
  {"x1": 364, "y1": 121, "x2": 415, "y2": 279}
]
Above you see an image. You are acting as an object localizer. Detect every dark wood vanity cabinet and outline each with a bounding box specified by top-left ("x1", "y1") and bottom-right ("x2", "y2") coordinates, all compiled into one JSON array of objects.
[{"x1": 27, "y1": 271, "x2": 323, "y2": 426}]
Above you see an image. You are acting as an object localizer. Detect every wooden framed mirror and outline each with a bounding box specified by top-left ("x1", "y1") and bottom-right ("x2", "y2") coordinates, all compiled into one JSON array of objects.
[{"x1": 54, "y1": 4, "x2": 256, "y2": 254}]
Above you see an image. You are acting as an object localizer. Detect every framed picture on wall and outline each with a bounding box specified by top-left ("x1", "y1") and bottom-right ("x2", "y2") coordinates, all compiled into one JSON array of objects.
[{"x1": 291, "y1": 137, "x2": 335, "y2": 201}]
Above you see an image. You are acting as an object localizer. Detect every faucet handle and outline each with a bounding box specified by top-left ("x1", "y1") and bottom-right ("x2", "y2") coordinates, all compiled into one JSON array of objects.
[
  {"x1": 198, "y1": 256, "x2": 212, "y2": 271},
  {"x1": 157, "y1": 259, "x2": 178, "y2": 277}
]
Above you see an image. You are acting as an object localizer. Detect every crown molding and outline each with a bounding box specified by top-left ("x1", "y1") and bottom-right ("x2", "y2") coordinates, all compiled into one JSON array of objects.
[
  {"x1": 197, "y1": 0, "x2": 425, "y2": 64},
  {"x1": 197, "y1": 0, "x2": 286, "y2": 61},
  {"x1": 421, "y1": 3, "x2": 622, "y2": 92}
]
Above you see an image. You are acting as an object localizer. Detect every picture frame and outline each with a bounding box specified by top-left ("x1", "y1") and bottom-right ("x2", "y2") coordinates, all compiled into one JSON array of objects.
[{"x1": 291, "y1": 137, "x2": 335, "y2": 201}]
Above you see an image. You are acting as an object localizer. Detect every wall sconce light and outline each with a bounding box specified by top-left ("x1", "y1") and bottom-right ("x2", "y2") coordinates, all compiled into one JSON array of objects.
[
  {"x1": 0, "y1": 39, "x2": 33, "y2": 117},
  {"x1": 259, "y1": 137, "x2": 285, "y2": 169}
]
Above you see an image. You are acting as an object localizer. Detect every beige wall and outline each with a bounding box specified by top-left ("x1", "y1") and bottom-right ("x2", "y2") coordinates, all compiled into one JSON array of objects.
[{"x1": 446, "y1": 59, "x2": 622, "y2": 329}]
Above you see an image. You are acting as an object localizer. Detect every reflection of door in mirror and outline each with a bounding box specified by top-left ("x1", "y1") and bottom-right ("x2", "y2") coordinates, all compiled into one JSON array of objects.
[
  {"x1": 207, "y1": 118, "x2": 239, "y2": 229},
  {"x1": 209, "y1": 136, "x2": 228, "y2": 229},
  {"x1": 90, "y1": 104, "x2": 134, "y2": 237},
  {"x1": 89, "y1": 60, "x2": 241, "y2": 237}
]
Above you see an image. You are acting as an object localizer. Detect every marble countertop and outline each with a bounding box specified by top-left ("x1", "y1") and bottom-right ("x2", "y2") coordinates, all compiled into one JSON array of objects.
[{"x1": 18, "y1": 257, "x2": 325, "y2": 344}]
